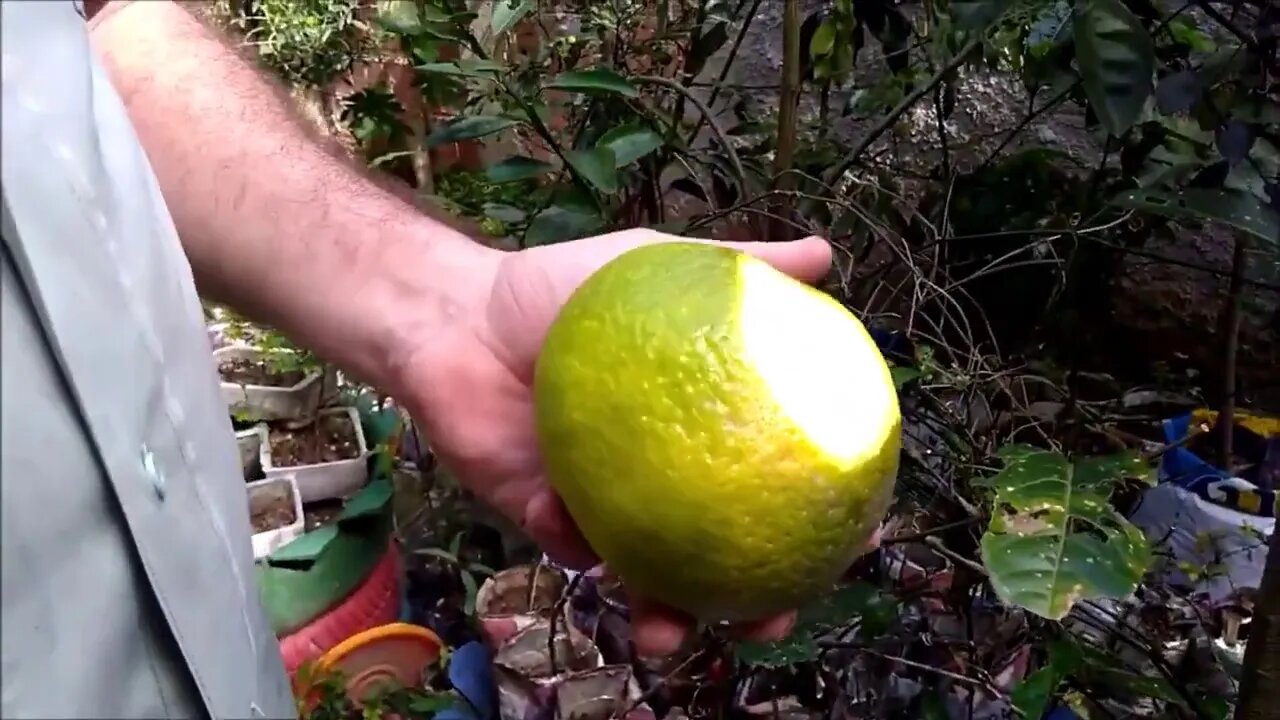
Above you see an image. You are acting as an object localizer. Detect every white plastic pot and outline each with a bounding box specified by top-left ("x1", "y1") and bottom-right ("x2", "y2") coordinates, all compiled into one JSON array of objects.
[
  {"x1": 265, "y1": 406, "x2": 370, "y2": 504},
  {"x1": 234, "y1": 423, "x2": 273, "y2": 482},
  {"x1": 215, "y1": 344, "x2": 333, "y2": 422},
  {"x1": 248, "y1": 475, "x2": 305, "y2": 560}
]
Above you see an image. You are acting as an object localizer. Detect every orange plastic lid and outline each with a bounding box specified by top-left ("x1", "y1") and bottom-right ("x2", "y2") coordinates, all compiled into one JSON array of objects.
[{"x1": 316, "y1": 622, "x2": 445, "y2": 703}]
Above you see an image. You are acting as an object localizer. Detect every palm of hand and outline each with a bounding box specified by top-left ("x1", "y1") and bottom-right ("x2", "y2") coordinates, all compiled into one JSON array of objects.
[{"x1": 406, "y1": 230, "x2": 840, "y2": 656}]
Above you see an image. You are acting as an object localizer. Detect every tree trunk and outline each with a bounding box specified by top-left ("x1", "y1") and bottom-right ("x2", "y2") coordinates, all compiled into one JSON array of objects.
[{"x1": 1235, "y1": 523, "x2": 1280, "y2": 719}]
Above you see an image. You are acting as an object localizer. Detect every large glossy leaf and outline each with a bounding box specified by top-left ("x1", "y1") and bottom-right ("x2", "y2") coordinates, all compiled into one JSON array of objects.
[
  {"x1": 486, "y1": 156, "x2": 555, "y2": 183},
  {"x1": 546, "y1": 68, "x2": 638, "y2": 97},
  {"x1": 1112, "y1": 188, "x2": 1280, "y2": 246},
  {"x1": 1072, "y1": 0, "x2": 1154, "y2": 137},
  {"x1": 978, "y1": 445, "x2": 1153, "y2": 620},
  {"x1": 524, "y1": 205, "x2": 606, "y2": 246},
  {"x1": 564, "y1": 147, "x2": 619, "y2": 194},
  {"x1": 425, "y1": 115, "x2": 519, "y2": 147},
  {"x1": 491, "y1": 0, "x2": 533, "y2": 35},
  {"x1": 597, "y1": 124, "x2": 664, "y2": 167}
]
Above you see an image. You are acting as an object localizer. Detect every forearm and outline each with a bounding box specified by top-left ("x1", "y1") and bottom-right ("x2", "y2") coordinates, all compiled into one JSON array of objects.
[{"x1": 87, "y1": 1, "x2": 496, "y2": 389}]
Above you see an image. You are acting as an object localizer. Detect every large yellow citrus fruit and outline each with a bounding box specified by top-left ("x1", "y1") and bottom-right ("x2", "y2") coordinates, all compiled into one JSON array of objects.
[{"x1": 532, "y1": 241, "x2": 902, "y2": 623}]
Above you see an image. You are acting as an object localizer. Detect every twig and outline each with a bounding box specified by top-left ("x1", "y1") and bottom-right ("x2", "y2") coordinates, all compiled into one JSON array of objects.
[
  {"x1": 1218, "y1": 233, "x2": 1248, "y2": 466},
  {"x1": 822, "y1": 34, "x2": 984, "y2": 190},
  {"x1": 881, "y1": 516, "x2": 985, "y2": 545},
  {"x1": 818, "y1": 642, "x2": 1003, "y2": 695},
  {"x1": 923, "y1": 536, "x2": 989, "y2": 576},
  {"x1": 625, "y1": 646, "x2": 709, "y2": 714},
  {"x1": 1085, "y1": 236, "x2": 1280, "y2": 292},
  {"x1": 769, "y1": 0, "x2": 802, "y2": 240},
  {"x1": 547, "y1": 570, "x2": 583, "y2": 675},
  {"x1": 977, "y1": 81, "x2": 1079, "y2": 171},
  {"x1": 1139, "y1": 416, "x2": 1209, "y2": 463},
  {"x1": 634, "y1": 74, "x2": 747, "y2": 199},
  {"x1": 687, "y1": 0, "x2": 765, "y2": 142},
  {"x1": 1192, "y1": 0, "x2": 1261, "y2": 53}
]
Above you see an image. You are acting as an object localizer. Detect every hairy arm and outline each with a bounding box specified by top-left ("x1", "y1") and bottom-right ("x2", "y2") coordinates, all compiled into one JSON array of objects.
[{"x1": 86, "y1": 0, "x2": 499, "y2": 391}]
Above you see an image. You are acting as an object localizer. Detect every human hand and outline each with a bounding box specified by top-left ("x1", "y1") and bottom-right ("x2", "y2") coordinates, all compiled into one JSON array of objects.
[{"x1": 397, "y1": 228, "x2": 874, "y2": 656}]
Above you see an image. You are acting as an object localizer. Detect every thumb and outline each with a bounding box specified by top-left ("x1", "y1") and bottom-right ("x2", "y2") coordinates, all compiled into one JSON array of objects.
[{"x1": 720, "y1": 235, "x2": 834, "y2": 285}]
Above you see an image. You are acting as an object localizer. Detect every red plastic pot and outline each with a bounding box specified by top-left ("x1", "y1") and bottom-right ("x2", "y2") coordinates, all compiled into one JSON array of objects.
[{"x1": 278, "y1": 541, "x2": 403, "y2": 677}]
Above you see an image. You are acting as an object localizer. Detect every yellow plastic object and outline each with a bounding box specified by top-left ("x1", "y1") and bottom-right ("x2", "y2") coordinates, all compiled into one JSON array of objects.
[
  {"x1": 1190, "y1": 408, "x2": 1280, "y2": 439},
  {"x1": 315, "y1": 622, "x2": 444, "y2": 703}
]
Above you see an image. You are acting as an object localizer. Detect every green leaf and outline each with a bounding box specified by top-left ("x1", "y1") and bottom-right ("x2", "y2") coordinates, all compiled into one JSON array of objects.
[
  {"x1": 597, "y1": 124, "x2": 664, "y2": 167},
  {"x1": 735, "y1": 583, "x2": 897, "y2": 668},
  {"x1": 1067, "y1": 639, "x2": 1188, "y2": 705},
  {"x1": 890, "y1": 365, "x2": 923, "y2": 389},
  {"x1": 425, "y1": 115, "x2": 519, "y2": 147},
  {"x1": 546, "y1": 68, "x2": 638, "y2": 97},
  {"x1": 360, "y1": 406, "x2": 401, "y2": 446},
  {"x1": 409, "y1": 694, "x2": 458, "y2": 714},
  {"x1": 1111, "y1": 188, "x2": 1280, "y2": 246},
  {"x1": 978, "y1": 445, "x2": 1153, "y2": 619},
  {"x1": 415, "y1": 546, "x2": 461, "y2": 565},
  {"x1": 486, "y1": 156, "x2": 555, "y2": 183},
  {"x1": 564, "y1": 147, "x2": 619, "y2": 194},
  {"x1": 419, "y1": 4, "x2": 451, "y2": 22},
  {"x1": 375, "y1": 0, "x2": 423, "y2": 35},
  {"x1": 1072, "y1": 0, "x2": 1155, "y2": 136},
  {"x1": 1074, "y1": 450, "x2": 1156, "y2": 488},
  {"x1": 810, "y1": 19, "x2": 837, "y2": 59},
  {"x1": 462, "y1": 571, "x2": 480, "y2": 616},
  {"x1": 482, "y1": 202, "x2": 527, "y2": 224},
  {"x1": 337, "y1": 478, "x2": 394, "y2": 524},
  {"x1": 1011, "y1": 639, "x2": 1083, "y2": 719},
  {"x1": 953, "y1": 0, "x2": 1015, "y2": 30},
  {"x1": 1012, "y1": 666, "x2": 1061, "y2": 719},
  {"x1": 415, "y1": 59, "x2": 504, "y2": 78},
  {"x1": 418, "y1": 20, "x2": 479, "y2": 45},
  {"x1": 491, "y1": 0, "x2": 533, "y2": 35},
  {"x1": 524, "y1": 205, "x2": 606, "y2": 246}
]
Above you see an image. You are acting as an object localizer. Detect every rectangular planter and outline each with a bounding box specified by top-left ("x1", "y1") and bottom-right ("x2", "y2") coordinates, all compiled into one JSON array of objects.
[
  {"x1": 215, "y1": 344, "x2": 334, "y2": 422},
  {"x1": 248, "y1": 475, "x2": 305, "y2": 560},
  {"x1": 265, "y1": 406, "x2": 370, "y2": 504},
  {"x1": 234, "y1": 423, "x2": 273, "y2": 482}
]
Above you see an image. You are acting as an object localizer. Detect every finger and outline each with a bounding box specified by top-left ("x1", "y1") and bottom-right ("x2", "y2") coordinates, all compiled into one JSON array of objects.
[
  {"x1": 522, "y1": 485, "x2": 600, "y2": 571},
  {"x1": 628, "y1": 594, "x2": 696, "y2": 658},
  {"x1": 580, "y1": 230, "x2": 833, "y2": 286},
  {"x1": 732, "y1": 611, "x2": 798, "y2": 644},
  {"x1": 865, "y1": 524, "x2": 884, "y2": 552},
  {"x1": 720, "y1": 235, "x2": 833, "y2": 285}
]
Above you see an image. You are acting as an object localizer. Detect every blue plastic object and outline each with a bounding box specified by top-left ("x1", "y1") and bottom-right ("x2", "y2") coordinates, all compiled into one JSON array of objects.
[
  {"x1": 436, "y1": 641, "x2": 496, "y2": 720},
  {"x1": 1157, "y1": 412, "x2": 1277, "y2": 518},
  {"x1": 1158, "y1": 412, "x2": 1229, "y2": 493}
]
